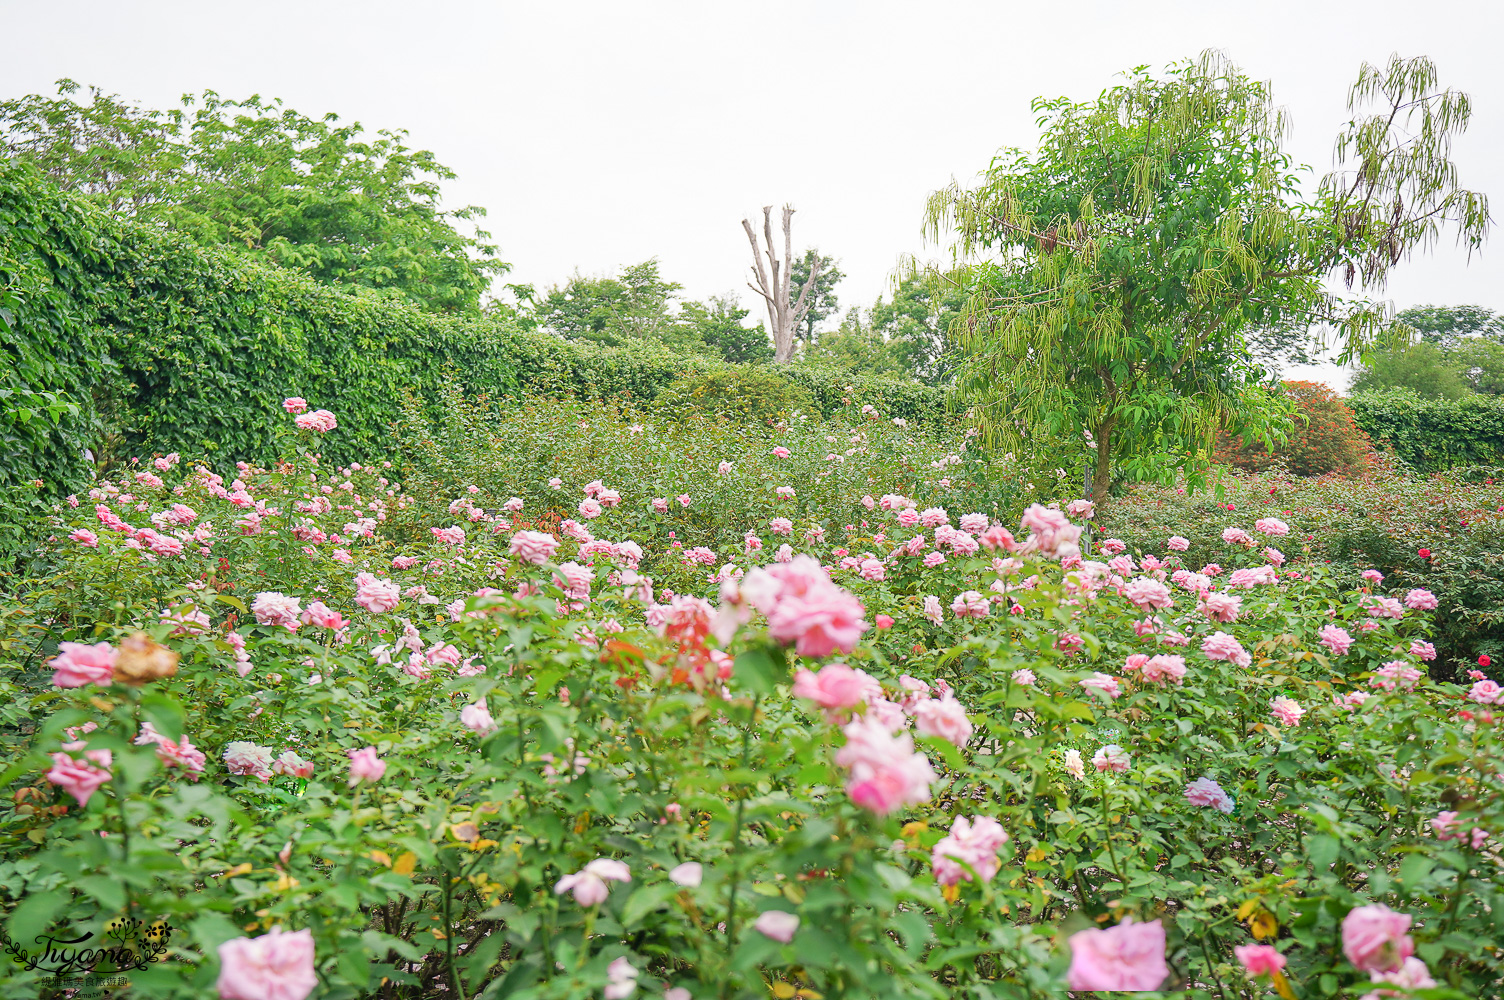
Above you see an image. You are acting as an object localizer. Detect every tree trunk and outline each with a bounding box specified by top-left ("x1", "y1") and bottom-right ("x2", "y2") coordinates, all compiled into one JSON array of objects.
[
  {"x1": 1091, "y1": 415, "x2": 1116, "y2": 507},
  {"x1": 743, "y1": 205, "x2": 821, "y2": 363}
]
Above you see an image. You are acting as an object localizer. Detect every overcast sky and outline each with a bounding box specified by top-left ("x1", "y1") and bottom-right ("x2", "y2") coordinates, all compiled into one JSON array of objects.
[{"x1": 6, "y1": 0, "x2": 1503, "y2": 388}]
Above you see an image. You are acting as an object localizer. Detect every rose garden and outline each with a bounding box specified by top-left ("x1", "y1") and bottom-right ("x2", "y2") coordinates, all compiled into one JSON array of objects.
[{"x1": 2, "y1": 48, "x2": 1503, "y2": 1000}]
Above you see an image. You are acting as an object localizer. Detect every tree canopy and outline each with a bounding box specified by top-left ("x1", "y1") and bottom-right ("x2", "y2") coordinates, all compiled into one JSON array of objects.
[
  {"x1": 0, "y1": 81, "x2": 506, "y2": 313},
  {"x1": 920, "y1": 51, "x2": 1489, "y2": 502}
]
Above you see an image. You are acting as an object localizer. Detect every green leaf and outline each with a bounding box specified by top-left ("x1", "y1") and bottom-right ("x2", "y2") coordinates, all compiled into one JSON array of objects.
[
  {"x1": 141, "y1": 690, "x2": 186, "y2": 743},
  {"x1": 734, "y1": 648, "x2": 784, "y2": 696}
]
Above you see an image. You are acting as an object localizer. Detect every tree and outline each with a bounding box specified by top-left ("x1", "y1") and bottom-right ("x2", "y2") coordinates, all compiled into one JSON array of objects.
[
  {"x1": 679, "y1": 295, "x2": 773, "y2": 364},
  {"x1": 742, "y1": 205, "x2": 822, "y2": 363},
  {"x1": 921, "y1": 52, "x2": 1488, "y2": 504},
  {"x1": 1396, "y1": 304, "x2": 1504, "y2": 348},
  {"x1": 535, "y1": 260, "x2": 703, "y2": 350},
  {"x1": 1450, "y1": 337, "x2": 1504, "y2": 395},
  {"x1": 1350, "y1": 333, "x2": 1471, "y2": 399},
  {"x1": 867, "y1": 275, "x2": 973, "y2": 384},
  {"x1": 1217, "y1": 381, "x2": 1373, "y2": 476},
  {"x1": 802, "y1": 309, "x2": 911, "y2": 376},
  {"x1": 789, "y1": 249, "x2": 844, "y2": 343},
  {"x1": 0, "y1": 81, "x2": 505, "y2": 313}
]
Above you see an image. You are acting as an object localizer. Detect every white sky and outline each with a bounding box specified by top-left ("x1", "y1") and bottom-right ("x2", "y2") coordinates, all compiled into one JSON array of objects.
[{"x1": 6, "y1": 0, "x2": 1503, "y2": 389}]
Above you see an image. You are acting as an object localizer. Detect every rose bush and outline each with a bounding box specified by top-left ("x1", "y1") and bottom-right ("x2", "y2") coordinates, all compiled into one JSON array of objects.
[{"x1": 1, "y1": 396, "x2": 1500, "y2": 999}]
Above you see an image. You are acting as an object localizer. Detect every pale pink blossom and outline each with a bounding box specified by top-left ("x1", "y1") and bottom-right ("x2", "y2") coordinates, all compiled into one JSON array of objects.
[
  {"x1": 1221, "y1": 527, "x2": 1253, "y2": 546},
  {"x1": 604, "y1": 957, "x2": 638, "y2": 1000},
  {"x1": 930, "y1": 814, "x2": 1008, "y2": 886},
  {"x1": 252, "y1": 592, "x2": 303, "y2": 629},
  {"x1": 921, "y1": 595, "x2": 943, "y2": 625},
  {"x1": 914, "y1": 697, "x2": 973, "y2": 746},
  {"x1": 270, "y1": 750, "x2": 313, "y2": 779},
  {"x1": 950, "y1": 591, "x2": 989, "y2": 619},
  {"x1": 1099, "y1": 538, "x2": 1127, "y2": 555},
  {"x1": 1062, "y1": 749, "x2": 1086, "y2": 780},
  {"x1": 791, "y1": 663, "x2": 882, "y2": 714},
  {"x1": 1066, "y1": 499, "x2": 1095, "y2": 520},
  {"x1": 1167, "y1": 535, "x2": 1190, "y2": 552},
  {"x1": 555, "y1": 858, "x2": 631, "y2": 906},
  {"x1": 1184, "y1": 777, "x2": 1234, "y2": 813},
  {"x1": 578, "y1": 497, "x2": 603, "y2": 519},
  {"x1": 668, "y1": 861, "x2": 702, "y2": 887},
  {"x1": 1092, "y1": 744, "x2": 1130, "y2": 772},
  {"x1": 49, "y1": 641, "x2": 117, "y2": 687},
  {"x1": 1319, "y1": 624, "x2": 1354, "y2": 656},
  {"x1": 1123, "y1": 577, "x2": 1174, "y2": 610},
  {"x1": 45, "y1": 749, "x2": 113, "y2": 806},
  {"x1": 1080, "y1": 673, "x2": 1122, "y2": 699},
  {"x1": 1403, "y1": 589, "x2": 1438, "y2": 611},
  {"x1": 1018, "y1": 504, "x2": 1082, "y2": 560},
  {"x1": 1198, "y1": 592, "x2": 1242, "y2": 623},
  {"x1": 224, "y1": 742, "x2": 275, "y2": 781},
  {"x1": 1140, "y1": 655, "x2": 1186, "y2": 684},
  {"x1": 1409, "y1": 640, "x2": 1436, "y2": 660},
  {"x1": 1066, "y1": 918, "x2": 1168, "y2": 991},
  {"x1": 1342, "y1": 904, "x2": 1413, "y2": 973},
  {"x1": 282, "y1": 397, "x2": 309, "y2": 414},
  {"x1": 1359, "y1": 957, "x2": 1436, "y2": 1000},
  {"x1": 510, "y1": 530, "x2": 560, "y2": 565},
  {"x1": 216, "y1": 927, "x2": 318, "y2": 1000},
  {"x1": 1254, "y1": 517, "x2": 1289, "y2": 537},
  {"x1": 354, "y1": 573, "x2": 401, "y2": 613},
  {"x1": 753, "y1": 910, "x2": 799, "y2": 943},
  {"x1": 1202, "y1": 631, "x2": 1251, "y2": 668},
  {"x1": 1467, "y1": 679, "x2": 1504, "y2": 705},
  {"x1": 1234, "y1": 944, "x2": 1286, "y2": 977},
  {"x1": 652, "y1": 497, "x2": 669, "y2": 513},
  {"x1": 347, "y1": 746, "x2": 386, "y2": 787},
  {"x1": 836, "y1": 715, "x2": 936, "y2": 814},
  {"x1": 293, "y1": 409, "x2": 338, "y2": 433}
]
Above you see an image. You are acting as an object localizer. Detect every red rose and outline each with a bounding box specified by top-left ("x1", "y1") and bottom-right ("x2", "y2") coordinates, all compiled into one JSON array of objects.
[
  {"x1": 1482, "y1": 655, "x2": 1493, "y2": 668},
  {"x1": 1418, "y1": 548, "x2": 1431, "y2": 559}
]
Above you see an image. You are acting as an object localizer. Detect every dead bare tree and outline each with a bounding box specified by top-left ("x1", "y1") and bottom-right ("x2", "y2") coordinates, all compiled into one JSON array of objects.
[{"x1": 742, "y1": 205, "x2": 821, "y2": 363}]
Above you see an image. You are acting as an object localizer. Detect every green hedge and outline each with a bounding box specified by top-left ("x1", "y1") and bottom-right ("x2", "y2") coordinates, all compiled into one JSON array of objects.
[
  {"x1": 1349, "y1": 388, "x2": 1504, "y2": 472},
  {"x1": 1, "y1": 161, "x2": 951, "y2": 546}
]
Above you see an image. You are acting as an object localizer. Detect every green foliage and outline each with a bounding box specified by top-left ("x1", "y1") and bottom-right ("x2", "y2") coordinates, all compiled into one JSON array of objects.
[
  {"x1": 1217, "y1": 381, "x2": 1373, "y2": 477},
  {"x1": 923, "y1": 52, "x2": 1488, "y2": 504},
  {"x1": 1349, "y1": 389, "x2": 1504, "y2": 471},
  {"x1": 651, "y1": 367, "x2": 817, "y2": 426},
  {"x1": 1351, "y1": 338, "x2": 1474, "y2": 399},
  {"x1": 0, "y1": 81, "x2": 505, "y2": 313},
  {"x1": 789, "y1": 248, "x2": 843, "y2": 343},
  {"x1": 1396, "y1": 304, "x2": 1504, "y2": 347},
  {"x1": 866, "y1": 275, "x2": 972, "y2": 385},
  {"x1": 678, "y1": 295, "x2": 772, "y2": 364}
]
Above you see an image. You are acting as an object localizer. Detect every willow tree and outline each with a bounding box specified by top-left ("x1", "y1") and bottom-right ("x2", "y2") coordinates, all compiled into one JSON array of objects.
[{"x1": 920, "y1": 52, "x2": 1489, "y2": 503}]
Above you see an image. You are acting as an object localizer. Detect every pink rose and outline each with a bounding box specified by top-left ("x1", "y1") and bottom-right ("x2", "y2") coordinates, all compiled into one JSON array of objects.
[
  {"x1": 45, "y1": 750, "x2": 113, "y2": 806},
  {"x1": 1234, "y1": 943, "x2": 1286, "y2": 977},
  {"x1": 1184, "y1": 776, "x2": 1234, "y2": 812},
  {"x1": 1269, "y1": 696, "x2": 1305, "y2": 727},
  {"x1": 509, "y1": 530, "x2": 560, "y2": 565},
  {"x1": 1066, "y1": 918, "x2": 1169, "y2": 991},
  {"x1": 1167, "y1": 535, "x2": 1190, "y2": 551},
  {"x1": 792, "y1": 663, "x2": 881, "y2": 712},
  {"x1": 354, "y1": 573, "x2": 401, "y2": 614},
  {"x1": 1404, "y1": 588, "x2": 1438, "y2": 610},
  {"x1": 578, "y1": 497, "x2": 603, "y2": 519},
  {"x1": 49, "y1": 641, "x2": 117, "y2": 687},
  {"x1": 1342, "y1": 903, "x2": 1414, "y2": 972},
  {"x1": 347, "y1": 746, "x2": 386, "y2": 787},
  {"x1": 652, "y1": 497, "x2": 669, "y2": 513},
  {"x1": 930, "y1": 814, "x2": 1007, "y2": 886},
  {"x1": 282, "y1": 397, "x2": 309, "y2": 414},
  {"x1": 1092, "y1": 744, "x2": 1130, "y2": 772},
  {"x1": 914, "y1": 696, "x2": 973, "y2": 746},
  {"x1": 1319, "y1": 624, "x2": 1354, "y2": 656},
  {"x1": 555, "y1": 858, "x2": 631, "y2": 906},
  {"x1": 753, "y1": 910, "x2": 800, "y2": 943},
  {"x1": 216, "y1": 927, "x2": 318, "y2": 1000}
]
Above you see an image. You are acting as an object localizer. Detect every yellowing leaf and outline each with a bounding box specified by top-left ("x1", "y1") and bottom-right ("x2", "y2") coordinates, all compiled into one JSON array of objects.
[
  {"x1": 771, "y1": 982, "x2": 797, "y2": 998},
  {"x1": 223, "y1": 863, "x2": 253, "y2": 877},
  {"x1": 1026, "y1": 846, "x2": 1049, "y2": 863},
  {"x1": 941, "y1": 884, "x2": 960, "y2": 904},
  {"x1": 1249, "y1": 910, "x2": 1278, "y2": 940},
  {"x1": 1272, "y1": 970, "x2": 1297, "y2": 1000},
  {"x1": 1235, "y1": 899, "x2": 1259, "y2": 920},
  {"x1": 393, "y1": 852, "x2": 417, "y2": 876},
  {"x1": 368, "y1": 850, "x2": 392, "y2": 867}
]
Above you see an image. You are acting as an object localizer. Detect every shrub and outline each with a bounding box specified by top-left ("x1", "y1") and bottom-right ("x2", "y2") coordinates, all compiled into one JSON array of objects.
[
  {"x1": 651, "y1": 367, "x2": 817, "y2": 425},
  {"x1": 1215, "y1": 381, "x2": 1372, "y2": 477},
  {"x1": 1350, "y1": 388, "x2": 1504, "y2": 471},
  {"x1": 1102, "y1": 465, "x2": 1504, "y2": 674}
]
